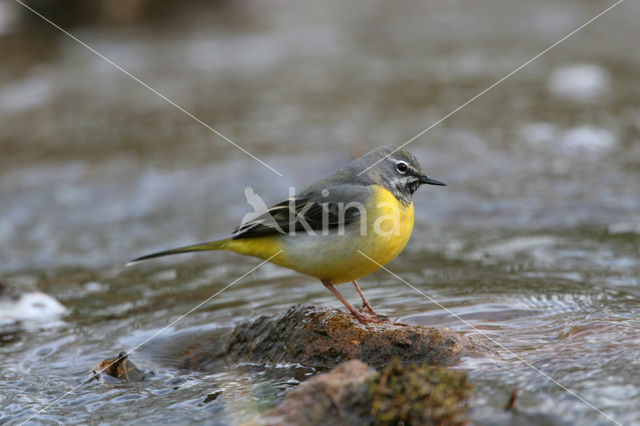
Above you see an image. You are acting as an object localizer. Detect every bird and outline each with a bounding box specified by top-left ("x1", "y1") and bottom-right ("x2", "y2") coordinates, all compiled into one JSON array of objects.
[{"x1": 130, "y1": 146, "x2": 445, "y2": 324}]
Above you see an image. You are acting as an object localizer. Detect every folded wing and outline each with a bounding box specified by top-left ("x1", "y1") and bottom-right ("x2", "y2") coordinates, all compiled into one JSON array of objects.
[{"x1": 232, "y1": 184, "x2": 372, "y2": 239}]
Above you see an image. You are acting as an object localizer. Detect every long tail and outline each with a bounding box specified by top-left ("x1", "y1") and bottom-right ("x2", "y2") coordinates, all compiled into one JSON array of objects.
[{"x1": 127, "y1": 239, "x2": 230, "y2": 266}]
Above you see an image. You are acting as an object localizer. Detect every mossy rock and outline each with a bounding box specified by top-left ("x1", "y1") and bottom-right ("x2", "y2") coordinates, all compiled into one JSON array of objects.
[{"x1": 368, "y1": 358, "x2": 473, "y2": 425}]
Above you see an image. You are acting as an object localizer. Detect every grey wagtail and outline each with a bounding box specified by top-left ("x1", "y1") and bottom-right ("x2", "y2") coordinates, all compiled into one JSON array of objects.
[{"x1": 131, "y1": 146, "x2": 445, "y2": 324}]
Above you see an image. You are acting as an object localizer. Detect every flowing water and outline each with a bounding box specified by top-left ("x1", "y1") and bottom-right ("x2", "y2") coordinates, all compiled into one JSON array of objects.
[{"x1": 1, "y1": 0, "x2": 639, "y2": 424}]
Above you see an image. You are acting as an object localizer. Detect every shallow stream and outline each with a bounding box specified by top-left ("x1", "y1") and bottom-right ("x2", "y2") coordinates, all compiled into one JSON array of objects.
[{"x1": 1, "y1": 0, "x2": 639, "y2": 424}]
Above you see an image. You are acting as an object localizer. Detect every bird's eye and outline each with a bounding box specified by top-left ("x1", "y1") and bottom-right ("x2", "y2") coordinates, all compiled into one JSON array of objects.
[{"x1": 396, "y1": 161, "x2": 408, "y2": 173}]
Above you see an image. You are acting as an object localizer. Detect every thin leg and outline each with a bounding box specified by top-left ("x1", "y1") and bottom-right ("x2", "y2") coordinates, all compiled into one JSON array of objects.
[
  {"x1": 322, "y1": 280, "x2": 380, "y2": 324},
  {"x1": 351, "y1": 280, "x2": 379, "y2": 316}
]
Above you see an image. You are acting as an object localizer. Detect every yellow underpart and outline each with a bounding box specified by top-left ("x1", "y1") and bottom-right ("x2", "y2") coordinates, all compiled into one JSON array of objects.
[
  {"x1": 313, "y1": 184, "x2": 414, "y2": 284},
  {"x1": 223, "y1": 184, "x2": 414, "y2": 284},
  {"x1": 223, "y1": 236, "x2": 286, "y2": 264}
]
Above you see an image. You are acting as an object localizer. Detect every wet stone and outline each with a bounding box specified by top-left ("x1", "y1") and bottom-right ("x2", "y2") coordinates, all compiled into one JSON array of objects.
[
  {"x1": 258, "y1": 359, "x2": 473, "y2": 426},
  {"x1": 92, "y1": 352, "x2": 153, "y2": 384},
  {"x1": 180, "y1": 305, "x2": 485, "y2": 370}
]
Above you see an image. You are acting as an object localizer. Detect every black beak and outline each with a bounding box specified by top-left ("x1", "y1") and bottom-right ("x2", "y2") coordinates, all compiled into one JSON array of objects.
[{"x1": 418, "y1": 175, "x2": 446, "y2": 186}]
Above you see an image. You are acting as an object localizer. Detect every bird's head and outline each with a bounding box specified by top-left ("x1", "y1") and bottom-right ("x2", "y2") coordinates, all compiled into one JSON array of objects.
[{"x1": 358, "y1": 145, "x2": 445, "y2": 204}]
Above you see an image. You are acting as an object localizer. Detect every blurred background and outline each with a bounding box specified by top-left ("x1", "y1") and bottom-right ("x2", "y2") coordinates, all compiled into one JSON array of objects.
[{"x1": 1, "y1": 0, "x2": 639, "y2": 424}]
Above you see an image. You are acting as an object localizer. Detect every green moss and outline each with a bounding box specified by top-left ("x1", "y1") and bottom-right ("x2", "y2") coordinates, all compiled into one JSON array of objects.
[{"x1": 367, "y1": 358, "x2": 473, "y2": 426}]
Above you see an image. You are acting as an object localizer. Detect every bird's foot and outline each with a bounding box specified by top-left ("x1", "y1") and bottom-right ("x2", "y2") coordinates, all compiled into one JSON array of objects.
[
  {"x1": 390, "y1": 318, "x2": 409, "y2": 326},
  {"x1": 353, "y1": 308, "x2": 410, "y2": 326},
  {"x1": 350, "y1": 309, "x2": 393, "y2": 324},
  {"x1": 359, "y1": 302, "x2": 380, "y2": 317},
  {"x1": 348, "y1": 309, "x2": 387, "y2": 324}
]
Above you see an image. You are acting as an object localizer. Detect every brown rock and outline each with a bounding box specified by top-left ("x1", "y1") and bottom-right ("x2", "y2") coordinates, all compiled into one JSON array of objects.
[
  {"x1": 181, "y1": 305, "x2": 485, "y2": 370},
  {"x1": 91, "y1": 352, "x2": 152, "y2": 384},
  {"x1": 258, "y1": 359, "x2": 473, "y2": 426},
  {"x1": 262, "y1": 360, "x2": 376, "y2": 425}
]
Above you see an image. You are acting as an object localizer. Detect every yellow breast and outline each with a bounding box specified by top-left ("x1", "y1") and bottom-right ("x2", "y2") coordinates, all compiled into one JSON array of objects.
[
  {"x1": 272, "y1": 185, "x2": 415, "y2": 284},
  {"x1": 355, "y1": 185, "x2": 414, "y2": 276}
]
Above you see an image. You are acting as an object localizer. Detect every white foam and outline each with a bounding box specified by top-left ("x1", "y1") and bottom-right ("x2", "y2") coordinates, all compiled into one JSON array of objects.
[
  {"x1": 83, "y1": 281, "x2": 105, "y2": 293},
  {"x1": 0, "y1": 291, "x2": 67, "y2": 326},
  {"x1": 559, "y1": 125, "x2": 616, "y2": 154},
  {"x1": 548, "y1": 63, "x2": 610, "y2": 102}
]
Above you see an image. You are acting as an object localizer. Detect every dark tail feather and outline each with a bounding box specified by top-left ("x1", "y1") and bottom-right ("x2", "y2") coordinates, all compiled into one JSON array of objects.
[{"x1": 127, "y1": 239, "x2": 229, "y2": 266}]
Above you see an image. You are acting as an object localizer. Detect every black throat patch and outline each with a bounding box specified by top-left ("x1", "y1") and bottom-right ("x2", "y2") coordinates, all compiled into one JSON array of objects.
[{"x1": 388, "y1": 178, "x2": 418, "y2": 205}]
